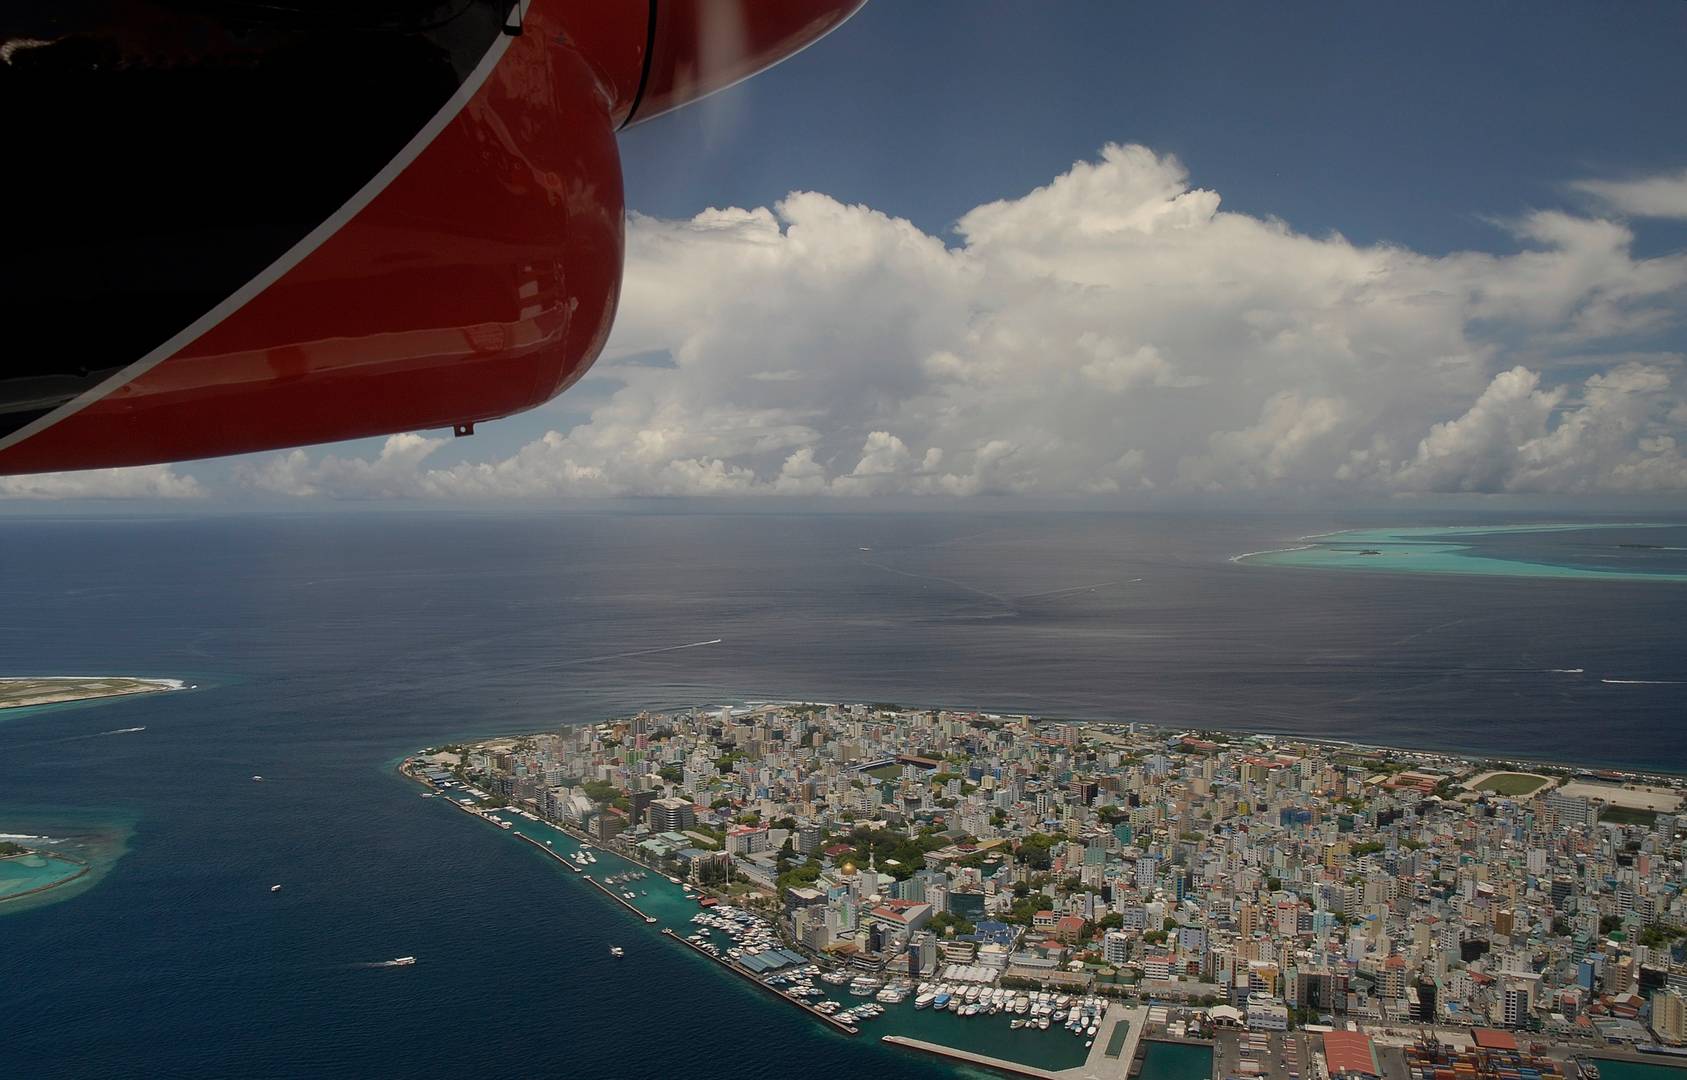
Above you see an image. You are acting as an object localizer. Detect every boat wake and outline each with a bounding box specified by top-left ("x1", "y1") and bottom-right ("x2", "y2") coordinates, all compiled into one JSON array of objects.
[
  {"x1": 562, "y1": 639, "x2": 723, "y2": 666},
  {"x1": 1014, "y1": 580, "x2": 1126, "y2": 601},
  {"x1": 99, "y1": 726, "x2": 146, "y2": 736},
  {"x1": 1601, "y1": 678, "x2": 1684, "y2": 685},
  {"x1": 1549, "y1": 668, "x2": 1584, "y2": 674},
  {"x1": 1229, "y1": 545, "x2": 1313, "y2": 563},
  {"x1": 345, "y1": 958, "x2": 417, "y2": 969}
]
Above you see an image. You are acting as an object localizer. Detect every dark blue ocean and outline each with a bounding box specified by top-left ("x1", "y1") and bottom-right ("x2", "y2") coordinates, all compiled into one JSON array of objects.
[{"x1": 3, "y1": 510, "x2": 1685, "y2": 1079}]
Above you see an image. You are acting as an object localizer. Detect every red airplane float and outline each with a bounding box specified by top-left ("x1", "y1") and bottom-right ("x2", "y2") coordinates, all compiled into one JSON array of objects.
[{"x1": 0, "y1": 0, "x2": 864, "y2": 475}]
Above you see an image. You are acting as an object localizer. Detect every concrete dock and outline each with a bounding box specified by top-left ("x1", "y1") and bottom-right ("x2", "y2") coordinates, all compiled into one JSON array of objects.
[
  {"x1": 512, "y1": 830, "x2": 581, "y2": 872},
  {"x1": 884, "y1": 1003, "x2": 1149, "y2": 1080}
]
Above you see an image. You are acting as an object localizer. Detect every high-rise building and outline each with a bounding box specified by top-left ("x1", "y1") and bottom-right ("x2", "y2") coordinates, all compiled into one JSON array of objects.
[
  {"x1": 646, "y1": 796, "x2": 696, "y2": 832},
  {"x1": 592, "y1": 812, "x2": 625, "y2": 842},
  {"x1": 1502, "y1": 976, "x2": 1534, "y2": 1028},
  {"x1": 1655, "y1": 989, "x2": 1687, "y2": 1045}
]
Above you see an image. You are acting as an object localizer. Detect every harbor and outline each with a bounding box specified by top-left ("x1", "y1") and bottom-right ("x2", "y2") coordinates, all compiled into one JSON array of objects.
[
  {"x1": 885, "y1": 1003, "x2": 1154, "y2": 1080},
  {"x1": 663, "y1": 928, "x2": 862, "y2": 1037},
  {"x1": 403, "y1": 757, "x2": 1163, "y2": 1078}
]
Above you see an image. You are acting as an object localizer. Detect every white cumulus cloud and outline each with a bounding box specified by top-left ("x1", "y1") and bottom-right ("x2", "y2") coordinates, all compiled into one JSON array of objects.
[
  {"x1": 0, "y1": 464, "x2": 204, "y2": 500},
  {"x1": 228, "y1": 145, "x2": 1687, "y2": 499}
]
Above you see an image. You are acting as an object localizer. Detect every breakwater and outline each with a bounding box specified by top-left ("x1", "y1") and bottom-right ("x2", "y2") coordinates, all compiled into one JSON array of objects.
[
  {"x1": 576, "y1": 862, "x2": 659, "y2": 923},
  {"x1": 511, "y1": 830, "x2": 581, "y2": 872},
  {"x1": 880, "y1": 1035, "x2": 1058, "y2": 1078},
  {"x1": 661, "y1": 928, "x2": 860, "y2": 1037},
  {"x1": 0, "y1": 852, "x2": 90, "y2": 905}
]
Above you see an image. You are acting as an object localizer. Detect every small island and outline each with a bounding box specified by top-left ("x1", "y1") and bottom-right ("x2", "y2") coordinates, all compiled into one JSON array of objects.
[{"x1": 0, "y1": 676, "x2": 186, "y2": 711}]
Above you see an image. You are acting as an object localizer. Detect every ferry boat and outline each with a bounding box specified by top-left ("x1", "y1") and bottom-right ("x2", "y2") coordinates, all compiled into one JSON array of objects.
[
  {"x1": 914, "y1": 992, "x2": 935, "y2": 1009},
  {"x1": 391, "y1": 956, "x2": 416, "y2": 966},
  {"x1": 496, "y1": 819, "x2": 511, "y2": 830},
  {"x1": 933, "y1": 992, "x2": 952, "y2": 1009}
]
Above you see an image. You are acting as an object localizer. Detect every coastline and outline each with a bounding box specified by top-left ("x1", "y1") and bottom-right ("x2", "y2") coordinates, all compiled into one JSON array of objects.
[
  {"x1": 401, "y1": 700, "x2": 1687, "y2": 790},
  {"x1": 0, "y1": 850, "x2": 90, "y2": 905},
  {"x1": 401, "y1": 706, "x2": 1685, "y2": 1079},
  {"x1": 0, "y1": 810, "x2": 136, "y2": 916},
  {"x1": 0, "y1": 676, "x2": 190, "y2": 713}
]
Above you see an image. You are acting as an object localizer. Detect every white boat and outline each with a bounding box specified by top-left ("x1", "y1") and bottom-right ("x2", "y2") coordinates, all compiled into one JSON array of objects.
[
  {"x1": 269, "y1": 884, "x2": 282, "y2": 892},
  {"x1": 914, "y1": 992, "x2": 935, "y2": 1009},
  {"x1": 609, "y1": 946, "x2": 625, "y2": 957},
  {"x1": 391, "y1": 956, "x2": 416, "y2": 966},
  {"x1": 251, "y1": 775, "x2": 263, "y2": 782}
]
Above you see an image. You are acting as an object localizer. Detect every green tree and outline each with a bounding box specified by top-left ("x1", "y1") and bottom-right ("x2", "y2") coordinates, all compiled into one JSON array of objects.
[
  {"x1": 929, "y1": 911, "x2": 976, "y2": 936},
  {"x1": 580, "y1": 779, "x2": 620, "y2": 803}
]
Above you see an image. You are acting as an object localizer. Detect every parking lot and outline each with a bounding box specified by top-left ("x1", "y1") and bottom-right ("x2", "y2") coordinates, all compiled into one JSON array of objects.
[{"x1": 1212, "y1": 1029, "x2": 1318, "y2": 1080}]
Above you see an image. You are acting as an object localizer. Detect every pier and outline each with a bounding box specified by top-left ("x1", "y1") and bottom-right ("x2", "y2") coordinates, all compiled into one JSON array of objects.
[
  {"x1": 661, "y1": 929, "x2": 860, "y2": 1037},
  {"x1": 881, "y1": 1036, "x2": 1064, "y2": 1078},
  {"x1": 512, "y1": 831, "x2": 581, "y2": 873},
  {"x1": 577, "y1": 865, "x2": 659, "y2": 923},
  {"x1": 882, "y1": 1003, "x2": 1147, "y2": 1080}
]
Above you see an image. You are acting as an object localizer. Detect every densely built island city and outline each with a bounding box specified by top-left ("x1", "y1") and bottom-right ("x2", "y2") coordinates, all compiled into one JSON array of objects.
[{"x1": 403, "y1": 704, "x2": 1687, "y2": 1080}]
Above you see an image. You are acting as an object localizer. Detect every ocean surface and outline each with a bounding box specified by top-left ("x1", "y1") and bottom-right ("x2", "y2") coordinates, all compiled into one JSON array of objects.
[{"x1": 3, "y1": 510, "x2": 1686, "y2": 1079}]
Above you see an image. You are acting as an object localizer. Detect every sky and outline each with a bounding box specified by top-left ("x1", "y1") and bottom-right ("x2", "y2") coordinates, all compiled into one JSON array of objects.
[{"x1": 7, "y1": 0, "x2": 1687, "y2": 507}]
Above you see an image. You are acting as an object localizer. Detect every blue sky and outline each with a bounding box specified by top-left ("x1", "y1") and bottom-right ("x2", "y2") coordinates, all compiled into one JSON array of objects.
[
  {"x1": 621, "y1": 1, "x2": 1687, "y2": 254},
  {"x1": 7, "y1": 1, "x2": 1687, "y2": 506}
]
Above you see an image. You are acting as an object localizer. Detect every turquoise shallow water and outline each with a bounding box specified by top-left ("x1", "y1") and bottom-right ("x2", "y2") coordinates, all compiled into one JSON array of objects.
[
  {"x1": 473, "y1": 801, "x2": 1093, "y2": 1073},
  {"x1": 0, "y1": 810, "x2": 132, "y2": 914},
  {"x1": 1593, "y1": 1059, "x2": 1687, "y2": 1080},
  {"x1": 1240, "y1": 523, "x2": 1687, "y2": 582},
  {"x1": 0, "y1": 852, "x2": 85, "y2": 901},
  {"x1": 1138, "y1": 1041, "x2": 1214, "y2": 1080}
]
